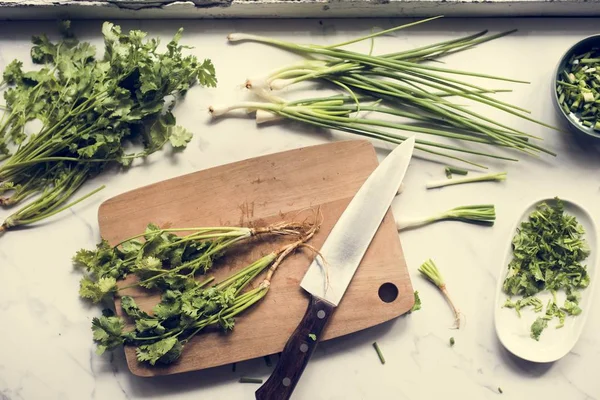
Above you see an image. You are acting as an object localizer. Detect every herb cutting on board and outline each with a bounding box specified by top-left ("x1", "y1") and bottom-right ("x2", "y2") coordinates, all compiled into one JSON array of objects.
[{"x1": 0, "y1": 16, "x2": 599, "y2": 400}]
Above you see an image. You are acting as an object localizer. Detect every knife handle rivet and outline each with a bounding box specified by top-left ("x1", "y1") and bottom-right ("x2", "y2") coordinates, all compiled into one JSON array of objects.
[
  {"x1": 317, "y1": 310, "x2": 326, "y2": 319},
  {"x1": 300, "y1": 343, "x2": 309, "y2": 353},
  {"x1": 282, "y1": 378, "x2": 292, "y2": 387}
]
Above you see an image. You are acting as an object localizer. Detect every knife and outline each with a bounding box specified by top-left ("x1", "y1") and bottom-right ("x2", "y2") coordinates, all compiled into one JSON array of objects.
[{"x1": 255, "y1": 137, "x2": 416, "y2": 400}]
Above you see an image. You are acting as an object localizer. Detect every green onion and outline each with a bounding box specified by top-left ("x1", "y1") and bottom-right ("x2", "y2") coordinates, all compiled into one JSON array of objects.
[
  {"x1": 372, "y1": 342, "x2": 386, "y2": 364},
  {"x1": 557, "y1": 48, "x2": 600, "y2": 128},
  {"x1": 449, "y1": 337, "x2": 455, "y2": 346},
  {"x1": 216, "y1": 17, "x2": 558, "y2": 168},
  {"x1": 426, "y1": 172, "x2": 506, "y2": 189},
  {"x1": 396, "y1": 204, "x2": 495, "y2": 231},
  {"x1": 419, "y1": 259, "x2": 461, "y2": 328},
  {"x1": 239, "y1": 377, "x2": 263, "y2": 384},
  {"x1": 445, "y1": 166, "x2": 469, "y2": 178}
]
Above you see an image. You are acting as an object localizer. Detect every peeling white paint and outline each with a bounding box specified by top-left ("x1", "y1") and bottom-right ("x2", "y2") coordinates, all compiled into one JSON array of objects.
[{"x1": 0, "y1": 0, "x2": 599, "y2": 19}]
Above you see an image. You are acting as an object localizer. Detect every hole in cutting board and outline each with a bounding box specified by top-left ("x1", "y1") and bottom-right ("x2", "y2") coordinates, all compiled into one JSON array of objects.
[{"x1": 378, "y1": 282, "x2": 399, "y2": 303}]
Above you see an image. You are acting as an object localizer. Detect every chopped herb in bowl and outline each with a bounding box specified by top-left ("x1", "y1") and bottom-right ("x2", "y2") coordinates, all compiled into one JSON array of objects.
[
  {"x1": 554, "y1": 35, "x2": 600, "y2": 138},
  {"x1": 502, "y1": 198, "x2": 590, "y2": 341}
]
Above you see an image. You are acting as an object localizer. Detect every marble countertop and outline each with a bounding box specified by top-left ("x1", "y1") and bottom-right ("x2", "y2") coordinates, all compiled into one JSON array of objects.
[{"x1": 1, "y1": 17, "x2": 600, "y2": 400}]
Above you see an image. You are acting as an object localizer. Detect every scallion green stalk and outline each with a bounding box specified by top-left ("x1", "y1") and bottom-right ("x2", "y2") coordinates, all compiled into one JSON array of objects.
[
  {"x1": 219, "y1": 18, "x2": 558, "y2": 168},
  {"x1": 445, "y1": 166, "x2": 469, "y2": 178}
]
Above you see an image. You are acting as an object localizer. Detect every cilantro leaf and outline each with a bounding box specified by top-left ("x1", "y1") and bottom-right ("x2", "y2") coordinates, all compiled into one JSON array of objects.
[
  {"x1": 79, "y1": 276, "x2": 117, "y2": 303},
  {"x1": 120, "y1": 296, "x2": 150, "y2": 319},
  {"x1": 92, "y1": 315, "x2": 126, "y2": 355},
  {"x1": 136, "y1": 337, "x2": 183, "y2": 365},
  {"x1": 169, "y1": 126, "x2": 193, "y2": 148},
  {"x1": 530, "y1": 317, "x2": 548, "y2": 341}
]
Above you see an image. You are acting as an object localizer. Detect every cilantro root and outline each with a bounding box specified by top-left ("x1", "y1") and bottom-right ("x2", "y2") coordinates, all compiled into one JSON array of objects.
[
  {"x1": 418, "y1": 259, "x2": 462, "y2": 329},
  {"x1": 0, "y1": 21, "x2": 217, "y2": 234}
]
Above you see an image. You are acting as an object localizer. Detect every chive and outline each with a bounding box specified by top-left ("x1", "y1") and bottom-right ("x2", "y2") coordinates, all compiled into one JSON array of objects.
[
  {"x1": 581, "y1": 58, "x2": 600, "y2": 64},
  {"x1": 239, "y1": 377, "x2": 263, "y2": 384},
  {"x1": 372, "y1": 342, "x2": 386, "y2": 364},
  {"x1": 449, "y1": 337, "x2": 455, "y2": 346},
  {"x1": 445, "y1": 166, "x2": 468, "y2": 177}
]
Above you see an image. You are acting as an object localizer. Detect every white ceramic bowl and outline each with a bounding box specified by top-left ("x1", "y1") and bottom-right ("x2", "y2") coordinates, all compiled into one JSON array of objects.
[{"x1": 494, "y1": 197, "x2": 598, "y2": 363}]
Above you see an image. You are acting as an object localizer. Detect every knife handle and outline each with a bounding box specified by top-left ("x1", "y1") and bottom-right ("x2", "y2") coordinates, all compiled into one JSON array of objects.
[{"x1": 255, "y1": 296, "x2": 334, "y2": 400}]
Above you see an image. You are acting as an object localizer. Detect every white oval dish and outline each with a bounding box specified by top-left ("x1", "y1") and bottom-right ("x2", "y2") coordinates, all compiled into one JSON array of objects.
[{"x1": 494, "y1": 197, "x2": 599, "y2": 363}]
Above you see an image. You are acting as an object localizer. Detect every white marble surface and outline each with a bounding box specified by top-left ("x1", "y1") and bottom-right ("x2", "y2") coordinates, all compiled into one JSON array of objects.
[{"x1": 1, "y1": 17, "x2": 600, "y2": 400}]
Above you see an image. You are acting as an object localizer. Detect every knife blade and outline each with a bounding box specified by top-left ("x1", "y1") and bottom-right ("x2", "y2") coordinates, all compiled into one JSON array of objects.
[{"x1": 255, "y1": 136, "x2": 416, "y2": 400}]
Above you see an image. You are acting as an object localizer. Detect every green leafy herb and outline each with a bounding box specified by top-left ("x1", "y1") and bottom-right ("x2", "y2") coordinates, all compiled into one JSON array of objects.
[
  {"x1": 410, "y1": 291, "x2": 422, "y2": 312},
  {"x1": 530, "y1": 317, "x2": 548, "y2": 341},
  {"x1": 308, "y1": 333, "x2": 317, "y2": 341},
  {"x1": 81, "y1": 219, "x2": 319, "y2": 365},
  {"x1": 419, "y1": 259, "x2": 461, "y2": 328},
  {"x1": 397, "y1": 204, "x2": 495, "y2": 231},
  {"x1": 449, "y1": 337, "x2": 455, "y2": 347},
  {"x1": 503, "y1": 296, "x2": 543, "y2": 318},
  {"x1": 0, "y1": 21, "x2": 216, "y2": 233},
  {"x1": 372, "y1": 342, "x2": 385, "y2": 365},
  {"x1": 74, "y1": 222, "x2": 311, "y2": 300},
  {"x1": 502, "y1": 198, "x2": 590, "y2": 340}
]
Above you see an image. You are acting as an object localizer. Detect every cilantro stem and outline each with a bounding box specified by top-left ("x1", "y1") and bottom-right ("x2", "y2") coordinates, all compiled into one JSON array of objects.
[
  {"x1": 372, "y1": 342, "x2": 386, "y2": 364},
  {"x1": 419, "y1": 259, "x2": 462, "y2": 328}
]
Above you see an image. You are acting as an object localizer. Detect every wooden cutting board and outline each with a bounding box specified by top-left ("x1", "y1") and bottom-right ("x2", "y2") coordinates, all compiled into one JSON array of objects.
[{"x1": 98, "y1": 140, "x2": 414, "y2": 377}]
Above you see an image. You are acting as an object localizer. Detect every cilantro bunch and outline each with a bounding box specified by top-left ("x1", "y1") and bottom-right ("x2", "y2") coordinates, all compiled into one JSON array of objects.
[
  {"x1": 92, "y1": 252, "x2": 277, "y2": 365},
  {"x1": 75, "y1": 218, "x2": 319, "y2": 365},
  {"x1": 502, "y1": 198, "x2": 590, "y2": 340},
  {"x1": 0, "y1": 21, "x2": 216, "y2": 233}
]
